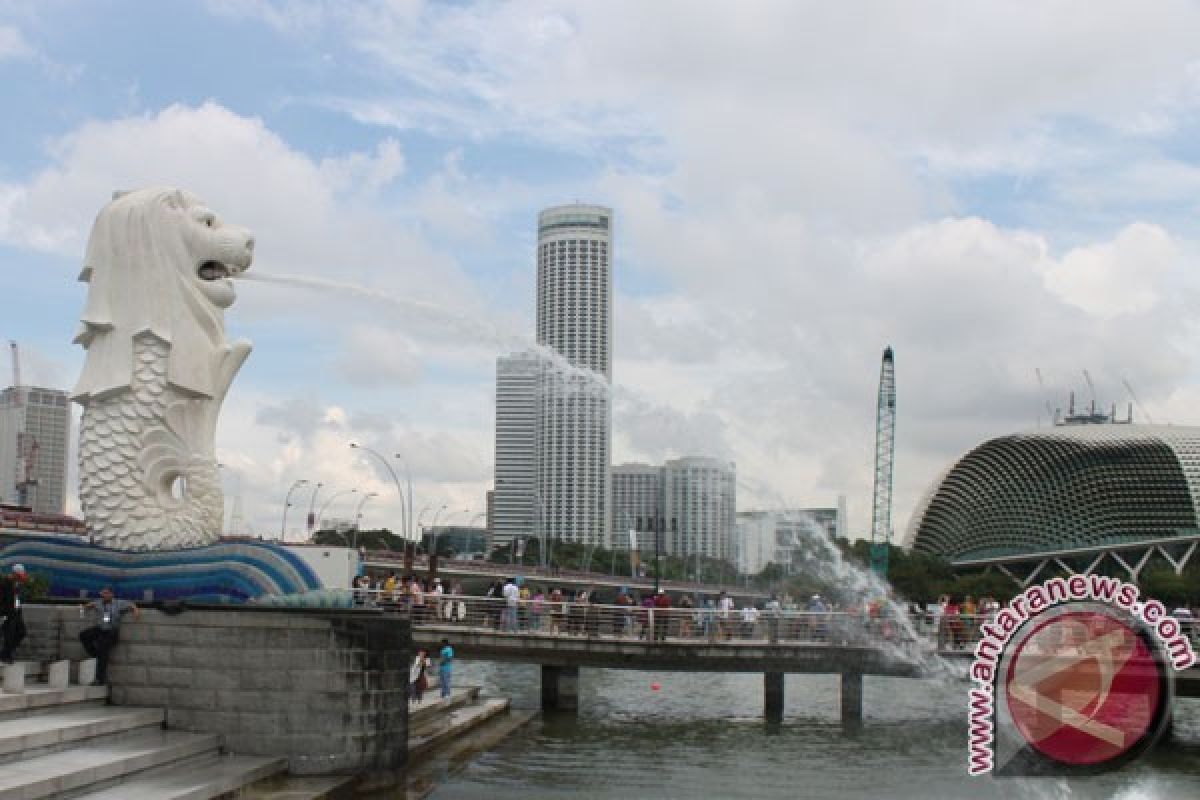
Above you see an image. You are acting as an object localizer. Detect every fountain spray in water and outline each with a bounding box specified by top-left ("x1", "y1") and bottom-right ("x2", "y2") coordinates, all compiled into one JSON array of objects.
[
  {"x1": 242, "y1": 271, "x2": 612, "y2": 397},
  {"x1": 741, "y1": 481, "x2": 958, "y2": 675}
]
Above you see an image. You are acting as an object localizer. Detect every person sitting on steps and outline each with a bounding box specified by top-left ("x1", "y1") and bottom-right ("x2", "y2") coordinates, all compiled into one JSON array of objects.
[
  {"x1": 78, "y1": 586, "x2": 140, "y2": 686},
  {"x1": 0, "y1": 564, "x2": 29, "y2": 665}
]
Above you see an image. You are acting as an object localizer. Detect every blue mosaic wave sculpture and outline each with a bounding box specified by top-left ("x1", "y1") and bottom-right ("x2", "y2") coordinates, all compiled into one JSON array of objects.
[{"x1": 0, "y1": 536, "x2": 322, "y2": 603}]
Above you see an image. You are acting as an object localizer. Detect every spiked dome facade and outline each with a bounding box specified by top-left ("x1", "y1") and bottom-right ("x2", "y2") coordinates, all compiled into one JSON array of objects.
[{"x1": 907, "y1": 424, "x2": 1200, "y2": 561}]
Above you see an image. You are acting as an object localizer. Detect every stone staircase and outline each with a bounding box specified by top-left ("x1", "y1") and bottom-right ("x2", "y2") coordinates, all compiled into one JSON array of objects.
[
  {"x1": 0, "y1": 659, "x2": 292, "y2": 799},
  {"x1": 408, "y1": 686, "x2": 510, "y2": 759}
]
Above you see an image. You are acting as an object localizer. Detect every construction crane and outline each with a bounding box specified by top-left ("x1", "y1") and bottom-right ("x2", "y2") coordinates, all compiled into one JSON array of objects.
[
  {"x1": 9, "y1": 341, "x2": 39, "y2": 508},
  {"x1": 1034, "y1": 367, "x2": 1056, "y2": 425},
  {"x1": 1083, "y1": 369, "x2": 1097, "y2": 414},
  {"x1": 869, "y1": 346, "x2": 896, "y2": 578},
  {"x1": 15, "y1": 434, "x2": 38, "y2": 508},
  {"x1": 9, "y1": 341, "x2": 21, "y2": 407},
  {"x1": 1122, "y1": 378, "x2": 1154, "y2": 424}
]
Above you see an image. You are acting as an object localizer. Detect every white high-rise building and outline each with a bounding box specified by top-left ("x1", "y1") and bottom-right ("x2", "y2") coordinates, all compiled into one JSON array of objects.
[
  {"x1": 493, "y1": 351, "x2": 540, "y2": 548},
  {"x1": 0, "y1": 385, "x2": 71, "y2": 514},
  {"x1": 536, "y1": 204, "x2": 613, "y2": 547},
  {"x1": 662, "y1": 457, "x2": 736, "y2": 561},
  {"x1": 611, "y1": 463, "x2": 663, "y2": 551}
]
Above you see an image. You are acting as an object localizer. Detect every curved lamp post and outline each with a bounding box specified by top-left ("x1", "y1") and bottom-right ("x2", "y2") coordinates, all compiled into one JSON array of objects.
[
  {"x1": 316, "y1": 488, "x2": 358, "y2": 533},
  {"x1": 280, "y1": 479, "x2": 309, "y2": 541},
  {"x1": 352, "y1": 491, "x2": 378, "y2": 549},
  {"x1": 349, "y1": 443, "x2": 408, "y2": 540},
  {"x1": 305, "y1": 482, "x2": 325, "y2": 536},
  {"x1": 393, "y1": 453, "x2": 415, "y2": 542},
  {"x1": 428, "y1": 503, "x2": 449, "y2": 553}
]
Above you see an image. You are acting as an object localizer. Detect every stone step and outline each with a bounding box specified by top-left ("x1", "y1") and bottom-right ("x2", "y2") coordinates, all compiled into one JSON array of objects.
[
  {"x1": 70, "y1": 753, "x2": 289, "y2": 800},
  {"x1": 238, "y1": 774, "x2": 357, "y2": 800},
  {"x1": 0, "y1": 705, "x2": 164, "y2": 763},
  {"x1": 0, "y1": 729, "x2": 220, "y2": 800},
  {"x1": 408, "y1": 685, "x2": 481, "y2": 730},
  {"x1": 409, "y1": 697, "x2": 511, "y2": 759},
  {"x1": 0, "y1": 684, "x2": 109, "y2": 719}
]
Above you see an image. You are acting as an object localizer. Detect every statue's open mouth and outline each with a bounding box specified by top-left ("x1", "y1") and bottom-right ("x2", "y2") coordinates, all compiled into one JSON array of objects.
[{"x1": 197, "y1": 261, "x2": 232, "y2": 281}]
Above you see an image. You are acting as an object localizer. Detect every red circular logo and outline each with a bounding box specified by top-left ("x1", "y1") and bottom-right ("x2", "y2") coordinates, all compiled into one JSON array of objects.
[{"x1": 1004, "y1": 610, "x2": 1165, "y2": 766}]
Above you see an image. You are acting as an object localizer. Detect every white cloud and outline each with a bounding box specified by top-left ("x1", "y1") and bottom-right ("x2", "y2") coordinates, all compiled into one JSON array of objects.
[
  {"x1": 1044, "y1": 223, "x2": 1177, "y2": 318},
  {"x1": 0, "y1": 25, "x2": 33, "y2": 61}
]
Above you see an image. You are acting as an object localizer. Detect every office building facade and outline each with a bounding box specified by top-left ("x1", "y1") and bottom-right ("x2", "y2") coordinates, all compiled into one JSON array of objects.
[
  {"x1": 662, "y1": 457, "x2": 737, "y2": 560},
  {"x1": 492, "y1": 351, "x2": 540, "y2": 547},
  {"x1": 611, "y1": 463, "x2": 663, "y2": 551},
  {"x1": 0, "y1": 385, "x2": 71, "y2": 514}
]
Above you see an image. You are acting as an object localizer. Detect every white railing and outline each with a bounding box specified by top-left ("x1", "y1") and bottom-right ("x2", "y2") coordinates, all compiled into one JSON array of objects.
[
  {"x1": 359, "y1": 591, "x2": 937, "y2": 646},
  {"x1": 357, "y1": 590, "x2": 1200, "y2": 650}
]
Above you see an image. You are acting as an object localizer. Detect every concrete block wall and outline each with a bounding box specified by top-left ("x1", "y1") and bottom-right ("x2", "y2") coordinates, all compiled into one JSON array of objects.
[{"x1": 18, "y1": 605, "x2": 411, "y2": 775}]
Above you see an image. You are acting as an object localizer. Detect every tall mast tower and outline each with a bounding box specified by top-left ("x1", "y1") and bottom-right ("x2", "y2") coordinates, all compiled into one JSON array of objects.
[{"x1": 869, "y1": 346, "x2": 896, "y2": 577}]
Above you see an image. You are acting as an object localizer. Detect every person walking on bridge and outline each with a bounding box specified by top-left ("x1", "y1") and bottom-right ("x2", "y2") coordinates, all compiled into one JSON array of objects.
[
  {"x1": 502, "y1": 577, "x2": 519, "y2": 632},
  {"x1": 653, "y1": 589, "x2": 672, "y2": 641}
]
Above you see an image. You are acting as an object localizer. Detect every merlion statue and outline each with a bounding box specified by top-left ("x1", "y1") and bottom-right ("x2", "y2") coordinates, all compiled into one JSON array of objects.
[{"x1": 72, "y1": 188, "x2": 254, "y2": 550}]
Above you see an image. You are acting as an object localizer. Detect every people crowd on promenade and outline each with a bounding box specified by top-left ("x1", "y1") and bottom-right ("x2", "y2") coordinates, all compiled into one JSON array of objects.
[
  {"x1": 353, "y1": 570, "x2": 1200, "y2": 648},
  {"x1": 354, "y1": 573, "x2": 939, "y2": 645}
]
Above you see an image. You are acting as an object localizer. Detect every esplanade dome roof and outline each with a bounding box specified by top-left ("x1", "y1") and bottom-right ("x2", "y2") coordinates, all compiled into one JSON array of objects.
[{"x1": 907, "y1": 424, "x2": 1200, "y2": 561}]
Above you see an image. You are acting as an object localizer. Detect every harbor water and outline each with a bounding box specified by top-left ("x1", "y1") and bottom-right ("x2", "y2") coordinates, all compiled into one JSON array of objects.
[{"x1": 417, "y1": 662, "x2": 1200, "y2": 800}]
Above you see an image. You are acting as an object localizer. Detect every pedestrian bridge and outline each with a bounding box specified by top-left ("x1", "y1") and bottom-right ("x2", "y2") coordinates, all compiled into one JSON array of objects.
[
  {"x1": 399, "y1": 594, "x2": 1200, "y2": 722},
  {"x1": 401, "y1": 594, "x2": 939, "y2": 722}
]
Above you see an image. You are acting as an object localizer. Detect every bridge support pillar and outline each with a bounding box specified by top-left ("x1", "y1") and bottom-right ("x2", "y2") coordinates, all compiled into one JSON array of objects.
[
  {"x1": 542, "y1": 665, "x2": 579, "y2": 712},
  {"x1": 764, "y1": 672, "x2": 784, "y2": 722},
  {"x1": 841, "y1": 671, "x2": 863, "y2": 727}
]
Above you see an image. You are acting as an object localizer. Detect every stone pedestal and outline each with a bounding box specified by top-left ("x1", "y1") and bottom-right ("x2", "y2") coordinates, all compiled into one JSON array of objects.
[
  {"x1": 541, "y1": 665, "x2": 579, "y2": 711},
  {"x1": 841, "y1": 671, "x2": 863, "y2": 726},
  {"x1": 77, "y1": 658, "x2": 97, "y2": 686},
  {"x1": 47, "y1": 660, "x2": 69, "y2": 689},
  {"x1": 18, "y1": 605, "x2": 411, "y2": 777},
  {"x1": 2, "y1": 663, "x2": 25, "y2": 694},
  {"x1": 764, "y1": 672, "x2": 784, "y2": 722}
]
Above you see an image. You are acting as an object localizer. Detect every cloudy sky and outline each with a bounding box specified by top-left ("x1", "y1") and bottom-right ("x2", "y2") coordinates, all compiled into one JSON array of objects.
[{"x1": 3, "y1": 1, "x2": 1200, "y2": 543}]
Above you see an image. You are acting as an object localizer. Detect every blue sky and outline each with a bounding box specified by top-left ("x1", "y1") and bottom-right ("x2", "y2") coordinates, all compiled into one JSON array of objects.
[{"x1": 4, "y1": 1, "x2": 1200, "y2": 539}]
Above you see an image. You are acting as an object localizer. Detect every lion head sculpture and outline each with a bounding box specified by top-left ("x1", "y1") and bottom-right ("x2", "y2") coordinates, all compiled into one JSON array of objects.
[{"x1": 72, "y1": 188, "x2": 255, "y2": 401}]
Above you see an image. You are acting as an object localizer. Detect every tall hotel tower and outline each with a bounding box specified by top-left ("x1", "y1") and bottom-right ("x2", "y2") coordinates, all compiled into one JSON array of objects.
[
  {"x1": 536, "y1": 204, "x2": 613, "y2": 547},
  {"x1": 494, "y1": 205, "x2": 613, "y2": 550}
]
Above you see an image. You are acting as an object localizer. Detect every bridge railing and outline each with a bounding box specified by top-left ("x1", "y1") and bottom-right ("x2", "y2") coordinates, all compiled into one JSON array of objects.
[
  {"x1": 352, "y1": 589, "x2": 1200, "y2": 652},
  {"x1": 358, "y1": 591, "x2": 964, "y2": 647}
]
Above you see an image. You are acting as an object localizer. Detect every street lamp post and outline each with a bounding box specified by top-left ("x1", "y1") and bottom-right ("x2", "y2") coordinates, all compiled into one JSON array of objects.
[
  {"x1": 392, "y1": 454, "x2": 415, "y2": 543},
  {"x1": 428, "y1": 503, "x2": 448, "y2": 577},
  {"x1": 532, "y1": 492, "x2": 547, "y2": 569},
  {"x1": 316, "y1": 488, "x2": 358, "y2": 534},
  {"x1": 352, "y1": 491, "x2": 378, "y2": 549},
  {"x1": 349, "y1": 442, "x2": 408, "y2": 543},
  {"x1": 305, "y1": 482, "x2": 325, "y2": 537},
  {"x1": 655, "y1": 516, "x2": 663, "y2": 592},
  {"x1": 280, "y1": 479, "x2": 309, "y2": 542}
]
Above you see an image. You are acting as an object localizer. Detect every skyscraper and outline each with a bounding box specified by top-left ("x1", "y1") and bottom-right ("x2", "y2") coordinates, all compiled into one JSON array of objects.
[
  {"x1": 492, "y1": 351, "x2": 540, "y2": 549},
  {"x1": 0, "y1": 385, "x2": 71, "y2": 514},
  {"x1": 662, "y1": 457, "x2": 736, "y2": 561},
  {"x1": 536, "y1": 204, "x2": 613, "y2": 547},
  {"x1": 611, "y1": 463, "x2": 663, "y2": 551}
]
